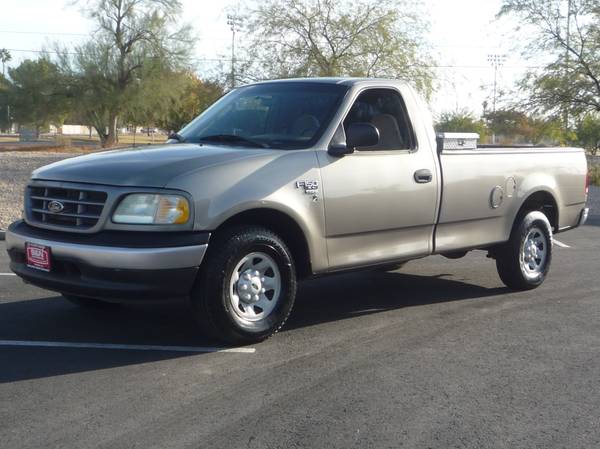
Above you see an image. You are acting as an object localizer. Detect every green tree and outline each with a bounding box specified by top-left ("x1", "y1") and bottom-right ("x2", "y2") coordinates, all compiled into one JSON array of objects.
[
  {"x1": 239, "y1": 0, "x2": 434, "y2": 97},
  {"x1": 155, "y1": 73, "x2": 224, "y2": 132},
  {"x1": 435, "y1": 110, "x2": 489, "y2": 141},
  {"x1": 575, "y1": 114, "x2": 600, "y2": 154},
  {"x1": 499, "y1": 0, "x2": 600, "y2": 116},
  {"x1": 8, "y1": 59, "x2": 70, "y2": 136},
  {"x1": 485, "y1": 109, "x2": 568, "y2": 145},
  {"x1": 0, "y1": 49, "x2": 12, "y2": 132},
  {"x1": 0, "y1": 72, "x2": 9, "y2": 132},
  {"x1": 59, "y1": 0, "x2": 193, "y2": 147}
]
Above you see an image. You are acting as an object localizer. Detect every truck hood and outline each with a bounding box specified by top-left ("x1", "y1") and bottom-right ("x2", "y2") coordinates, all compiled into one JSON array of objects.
[{"x1": 32, "y1": 144, "x2": 272, "y2": 187}]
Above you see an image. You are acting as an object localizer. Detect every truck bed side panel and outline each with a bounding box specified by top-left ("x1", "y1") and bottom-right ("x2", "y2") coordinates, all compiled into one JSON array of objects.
[{"x1": 435, "y1": 148, "x2": 587, "y2": 253}]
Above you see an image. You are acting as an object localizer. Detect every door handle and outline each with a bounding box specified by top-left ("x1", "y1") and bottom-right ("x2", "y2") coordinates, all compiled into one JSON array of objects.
[{"x1": 414, "y1": 169, "x2": 433, "y2": 184}]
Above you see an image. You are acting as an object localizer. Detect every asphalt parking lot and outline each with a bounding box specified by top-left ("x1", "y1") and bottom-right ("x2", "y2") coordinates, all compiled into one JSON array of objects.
[{"x1": 1, "y1": 212, "x2": 599, "y2": 448}]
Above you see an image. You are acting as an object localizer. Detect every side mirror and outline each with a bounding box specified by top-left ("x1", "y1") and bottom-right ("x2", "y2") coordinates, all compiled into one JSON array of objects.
[
  {"x1": 347, "y1": 122, "x2": 379, "y2": 150},
  {"x1": 327, "y1": 122, "x2": 380, "y2": 157}
]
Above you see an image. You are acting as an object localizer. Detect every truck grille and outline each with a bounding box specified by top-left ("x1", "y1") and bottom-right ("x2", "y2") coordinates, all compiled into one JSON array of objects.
[{"x1": 27, "y1": 185, "x2": 108, "y2": 230}]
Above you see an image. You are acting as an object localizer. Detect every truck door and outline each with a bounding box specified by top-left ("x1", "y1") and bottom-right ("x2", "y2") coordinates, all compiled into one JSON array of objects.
[{"x1": 317, "y1": 87, "x2": 438, "y2": 270}]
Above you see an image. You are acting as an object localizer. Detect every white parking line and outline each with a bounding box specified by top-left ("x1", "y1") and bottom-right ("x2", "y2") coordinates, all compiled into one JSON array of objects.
[
  {"x1": 553, "y1": 239, "x2": 571, "y2": 248},
  {"x1": 0, "y1": 273, "x2": 16, "y2": 276},
  {"x1": 0, "y1": 340, "x2": 256, "y2": 354}
]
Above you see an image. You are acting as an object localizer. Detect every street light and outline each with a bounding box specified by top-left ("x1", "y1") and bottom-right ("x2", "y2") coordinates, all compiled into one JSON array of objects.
[
  {"x1": 227, "y1": 14, "x2": 243, "y2": 89},
  {"x1": 487, "y1": 53, "x2": 506, "y2": 144}
]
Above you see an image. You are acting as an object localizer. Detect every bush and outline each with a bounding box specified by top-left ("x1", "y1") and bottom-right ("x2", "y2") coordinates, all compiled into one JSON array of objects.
[{"x1": 589, "y1": 165, "x2": 600, "y2": 186}]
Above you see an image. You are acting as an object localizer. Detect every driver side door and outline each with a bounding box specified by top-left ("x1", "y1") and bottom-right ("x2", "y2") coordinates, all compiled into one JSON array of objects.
[{"x1": 317, "y1": 87, "x2": 438, "y2": 270}]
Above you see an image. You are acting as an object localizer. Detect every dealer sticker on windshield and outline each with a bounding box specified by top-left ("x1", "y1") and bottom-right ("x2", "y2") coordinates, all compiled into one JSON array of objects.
[{"x1": 25, "y1": 242, "x2": 52, "y2": 272}]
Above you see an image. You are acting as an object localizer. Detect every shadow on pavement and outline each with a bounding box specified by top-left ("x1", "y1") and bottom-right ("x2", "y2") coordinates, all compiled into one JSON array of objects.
[
  {"x1": 287, "y1": 271, "x2": 506, "y2": 330},
  {"x1": 0, "y1": 271, "x2": 505, "y2": 383}
]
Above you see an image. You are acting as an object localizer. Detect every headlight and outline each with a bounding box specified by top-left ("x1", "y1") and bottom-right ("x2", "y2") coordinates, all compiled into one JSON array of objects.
[{"x1": 113, "y1": 194, "x2": 190, "y2": 225}]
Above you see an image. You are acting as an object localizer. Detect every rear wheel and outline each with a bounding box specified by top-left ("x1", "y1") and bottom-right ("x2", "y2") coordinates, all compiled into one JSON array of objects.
[
  {"x1": 495, "y1": 211, "x2": 553, "y2": 290},
  {"x1": 191, "y1": 226, "x2": 297, "y2": 344},
  {"x1": 62, "y1": 294, "x2": 119, "y2": 309}
]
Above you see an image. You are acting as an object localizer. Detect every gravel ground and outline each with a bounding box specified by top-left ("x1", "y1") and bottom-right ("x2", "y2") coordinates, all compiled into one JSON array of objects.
[{"x1": 0, "y1": 152, "x2": 85, "y2": 230}]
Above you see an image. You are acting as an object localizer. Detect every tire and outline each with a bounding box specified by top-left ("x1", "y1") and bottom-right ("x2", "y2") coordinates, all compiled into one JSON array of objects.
[
  {"x1": 495, "y1": 210, "x2": 553, "y2": 290},
  {"x1": 62, "y1": 294, "x2": 119, "y2": 309},
  {"x1": 191, "y1": 226, "x2": 297, "y2": 344}
]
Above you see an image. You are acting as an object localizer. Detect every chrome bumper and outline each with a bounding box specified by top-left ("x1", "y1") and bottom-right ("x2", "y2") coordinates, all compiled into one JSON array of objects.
[
  {"x1": 6, "y1": 229, "x2": 208, "y2": 270},
  {"x1": 577, "y1": 207, "x2": 590, "y2": 227}
]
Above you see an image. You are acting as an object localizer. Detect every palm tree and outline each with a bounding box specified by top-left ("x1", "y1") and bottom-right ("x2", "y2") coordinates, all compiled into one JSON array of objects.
[{"x1": 0, "y1": 48, "x2": 11, "y2": 77}]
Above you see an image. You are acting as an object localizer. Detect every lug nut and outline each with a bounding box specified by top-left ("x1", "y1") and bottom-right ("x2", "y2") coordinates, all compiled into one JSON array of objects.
[
  {"x1": 261, "y1": 288, "x2": 266, "y2": 293},
  {"x1": 240, "y1": 284, "x2": 248, "y2": 291},
  {"x1": 253, "y1": 295, "x2": 260, "y2": 301}
]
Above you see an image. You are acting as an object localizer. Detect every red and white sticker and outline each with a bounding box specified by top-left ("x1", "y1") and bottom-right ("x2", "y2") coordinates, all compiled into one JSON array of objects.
[{"x1": 25, "y1": 243, "x2": 52, "y2": 272}]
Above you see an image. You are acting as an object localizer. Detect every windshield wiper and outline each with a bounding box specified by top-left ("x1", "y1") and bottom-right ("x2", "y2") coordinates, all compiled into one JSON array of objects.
[
  {"x1": 167, "y1": 132, "x2": 186, "y2": 143},
  {"x1": 197, "y1": 134, "x2": 269, "y2": 148}
]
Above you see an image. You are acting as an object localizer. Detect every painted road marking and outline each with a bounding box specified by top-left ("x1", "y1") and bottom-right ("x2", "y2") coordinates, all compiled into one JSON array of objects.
[
  {"x1": 0, "y1": 340, "x2": 256, "y2": 354},
  {"x1": 553, "y1": 239, "x2": 571, "y2": 248},
  {"x1": 0, "y1": 273, "x2": 16, "y2": 276}
]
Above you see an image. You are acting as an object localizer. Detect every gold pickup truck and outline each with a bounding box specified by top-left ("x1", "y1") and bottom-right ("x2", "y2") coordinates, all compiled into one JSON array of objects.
[{"x1": 6, "y1": 78, "x2": 589, "y2": 343}]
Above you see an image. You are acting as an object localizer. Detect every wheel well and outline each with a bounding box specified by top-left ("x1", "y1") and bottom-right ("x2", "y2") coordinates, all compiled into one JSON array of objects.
[
  {"x1": 515, "y1": 191, "x2": 559, "y2": 232},
  {"x1": 213, "y1": 209, "x2": 312, "y2": 279}
]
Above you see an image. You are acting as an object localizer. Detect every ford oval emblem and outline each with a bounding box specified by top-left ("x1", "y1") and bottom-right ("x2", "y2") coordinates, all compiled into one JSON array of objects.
[{"x1": 47, "y1": 200, "x2": 65, "y2": 213}]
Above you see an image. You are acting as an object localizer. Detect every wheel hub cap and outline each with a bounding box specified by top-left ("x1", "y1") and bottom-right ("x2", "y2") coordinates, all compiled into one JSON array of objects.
[
  {"x1": 520, "y1": 226, "x2": 548, "y2": 278},
  {"x1": 229, "y1": 252, "x2": 282, "y2": 322},
  {"x1": 236, "y1": 270, "x2": 266, "y2": 304}
]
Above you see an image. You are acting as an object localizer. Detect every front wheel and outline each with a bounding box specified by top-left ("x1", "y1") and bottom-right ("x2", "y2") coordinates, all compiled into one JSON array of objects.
[
  {"x1": 495, "y1": 211, "x2": 553, "y2": 290},
  {"x1": 191, "y1": 226, "x2": 297, "y2": 344}
]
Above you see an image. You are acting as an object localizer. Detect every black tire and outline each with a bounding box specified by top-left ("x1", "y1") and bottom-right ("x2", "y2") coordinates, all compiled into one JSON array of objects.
[
  {"x1": 495, "y1": 210, "x2": 553, "y2": 290},
  {"x1": 190, "y1": 225, "x2": 297, "y2": 344},
  {"x1": 62, "y1": 294, "x2": 119, "y2": 309}
]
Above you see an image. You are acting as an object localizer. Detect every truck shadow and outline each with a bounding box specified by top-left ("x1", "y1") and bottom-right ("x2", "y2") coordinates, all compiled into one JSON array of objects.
[
  {"x1": 286, "y1": 271, "x2": 506, "y2": 331},
  {"x1": 0, "y1": 272, "x2": 506, "y2": 383}
]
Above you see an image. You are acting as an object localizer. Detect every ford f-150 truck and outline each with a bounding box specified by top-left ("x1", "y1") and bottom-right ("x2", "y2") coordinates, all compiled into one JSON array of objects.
[{"x1": 6, "y1": 78, "x2": 590, "y2": 344}]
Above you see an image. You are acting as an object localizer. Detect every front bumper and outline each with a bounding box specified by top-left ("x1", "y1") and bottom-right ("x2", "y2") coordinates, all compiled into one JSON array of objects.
[{"x1": 6, "y1": 221, "x2": 210, "y2": 301}]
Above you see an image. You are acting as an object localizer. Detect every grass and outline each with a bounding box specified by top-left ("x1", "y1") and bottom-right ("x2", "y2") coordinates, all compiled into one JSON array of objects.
[
  {"x1": 66, "y1": 133, "x2": 166, "y2": 145},
  {"x1": 0, "y1": 133, "x2": 166, "y2": 152}
]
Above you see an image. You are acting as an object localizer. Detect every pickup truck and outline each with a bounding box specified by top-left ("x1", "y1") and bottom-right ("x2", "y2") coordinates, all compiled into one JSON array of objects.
[{"x1": 6, "y1": 78, "x2": 590, "y2": 344}]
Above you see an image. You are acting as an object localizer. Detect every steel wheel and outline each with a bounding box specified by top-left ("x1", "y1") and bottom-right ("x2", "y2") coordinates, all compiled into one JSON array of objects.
[
  {"x1": 519, "y1": 226, "x2": 548, "y2": 279},
  {"x1": 229, "y1": 252, "x2": 282, "y2": 322},
  {"x1": 495, "y1": 210, "x2": 553, "y2": 290}
]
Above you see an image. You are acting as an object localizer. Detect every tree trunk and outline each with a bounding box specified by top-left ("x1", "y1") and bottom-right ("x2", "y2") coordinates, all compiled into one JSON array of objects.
[{"x1": 103, "y1": 113, "x2": 119, "y2": 147}]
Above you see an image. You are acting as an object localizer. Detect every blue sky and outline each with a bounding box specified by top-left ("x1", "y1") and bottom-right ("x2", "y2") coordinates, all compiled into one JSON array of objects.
[{"x1": 0, "y1": 0, "x2": 530, "y2": 117}]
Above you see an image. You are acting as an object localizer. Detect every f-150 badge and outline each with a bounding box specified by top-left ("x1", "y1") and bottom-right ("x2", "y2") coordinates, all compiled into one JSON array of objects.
[{"x1": 296, "y1": 180, "x2": 319, "y2": 194}]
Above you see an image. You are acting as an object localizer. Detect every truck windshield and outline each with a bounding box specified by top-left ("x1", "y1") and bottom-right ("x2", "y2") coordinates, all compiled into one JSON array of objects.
[{"x1": 178, "y1": 82, "x2": 349, "y2": 150}]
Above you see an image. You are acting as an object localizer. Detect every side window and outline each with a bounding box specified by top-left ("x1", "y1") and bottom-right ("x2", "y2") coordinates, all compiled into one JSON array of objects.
[{"x1": 343, "y1": 89, "x2": 415, "y2": 151}]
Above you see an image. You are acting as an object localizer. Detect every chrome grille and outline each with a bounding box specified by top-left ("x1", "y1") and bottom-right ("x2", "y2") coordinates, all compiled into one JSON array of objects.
[{"x1": 27, "y1": 185, "x2": 107, "y2": 229}]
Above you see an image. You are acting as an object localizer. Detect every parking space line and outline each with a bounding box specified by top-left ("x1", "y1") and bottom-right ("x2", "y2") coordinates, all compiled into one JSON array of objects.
[
  {"x1": 554, "y1": 239, "x2": 571, "y2": 248},
  {"x1": 0, "y1": 339, "x2": 256, "y2": 354},
  {"x1": 0, "y1": 273, "x2": 16, "y2": 276}
]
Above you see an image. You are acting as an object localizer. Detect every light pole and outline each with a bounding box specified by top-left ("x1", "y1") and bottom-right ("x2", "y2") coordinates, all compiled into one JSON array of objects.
[
  {"x1": 487, "y1": 54, "x2": 506, "y2": 144},
  {"x1": 227, "y1": 14, "x2": 242, "y2": 89}
]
